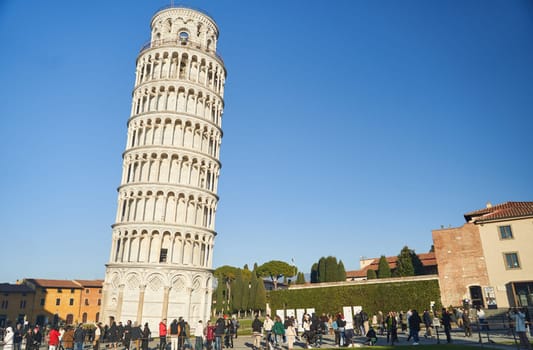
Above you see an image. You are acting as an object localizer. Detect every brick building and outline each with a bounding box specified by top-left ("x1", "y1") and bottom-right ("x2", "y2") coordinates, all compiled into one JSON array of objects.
[{"x1": 432, "y1": 201, "x2": 533, "y2": 309}]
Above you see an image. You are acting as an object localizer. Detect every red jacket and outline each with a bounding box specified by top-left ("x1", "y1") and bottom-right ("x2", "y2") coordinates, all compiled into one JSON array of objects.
[
  {"x1": 159, "y1": 322, "x2": 167, "y2": 337},
  {"x1": 49, "y1": 329, "x2": 60, "y2": 346}
]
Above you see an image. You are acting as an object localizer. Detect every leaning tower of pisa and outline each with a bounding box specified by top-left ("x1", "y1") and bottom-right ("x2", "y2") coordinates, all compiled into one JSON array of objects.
[{"x1": 101, "y1": 6, "x2": 226, "y2": 328}]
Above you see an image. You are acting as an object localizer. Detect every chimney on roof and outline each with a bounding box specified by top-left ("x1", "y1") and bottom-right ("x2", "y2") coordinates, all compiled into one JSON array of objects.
[{"x1": 486, "y1": 202, "x2": 492, "y2": 208}]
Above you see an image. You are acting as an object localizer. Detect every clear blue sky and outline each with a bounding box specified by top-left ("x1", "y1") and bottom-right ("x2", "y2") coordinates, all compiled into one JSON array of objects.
[{"x1": 1, "y1": 0, "x2": 532, "y2": 282}]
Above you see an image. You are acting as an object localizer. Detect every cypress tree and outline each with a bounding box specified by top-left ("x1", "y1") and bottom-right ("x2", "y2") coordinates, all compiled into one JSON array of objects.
[
  {"x1": 377, "y1": 255, "x2": 391, "y2": 278},
  {"x1": 396, "y1": 246, "x2": 415, "y2": 276},
  {"x1": 231, "y1": 271, "x2": 243, "y2": 312},
  {"x1": 366, "y1": 269, "x2": 377, "y2": 279},
  {"x1": 296, "y1": 272, "x2": 306, "y2": 284},
  {"x1": 318, "y1": 257, "x2": 327, "y2": 282},
  {"x1": 310, "y1": 263, "x2": 319, "y2": 283},
  {"x1": 337, "y1": 260, "x2": 346, "y2": 281},
  {"x1": 325, "y1": 256, "x2": 337, "y2": 282}
]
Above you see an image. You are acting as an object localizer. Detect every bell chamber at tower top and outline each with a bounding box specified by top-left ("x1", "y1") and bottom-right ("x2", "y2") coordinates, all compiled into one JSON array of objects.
[{"x1": 142, "y1": 7, "x2": 220, "y2": 57}]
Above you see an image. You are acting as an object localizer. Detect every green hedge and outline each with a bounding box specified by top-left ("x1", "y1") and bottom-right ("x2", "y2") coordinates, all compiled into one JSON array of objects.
[{"x1": 269, "y1": 279, "x2": 442, "y2": 315}]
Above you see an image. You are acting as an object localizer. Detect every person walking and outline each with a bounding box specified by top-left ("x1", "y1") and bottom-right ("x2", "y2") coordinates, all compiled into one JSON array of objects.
[
  {"x1": 285, "y1": 319, "x2": 296, "y2": 350},
  {"x1": 512, "y1": 308, "x2": 532, "y2": 350},
  {"x1": 422, "y1": 310, "x2": 432, "y2": 338},
  {"x1": 441, "y1": 309, "x2": 452, "y2": 343},
  {"x1": 408, "y1": 310, "x2": 422, "y2": 345},
  {"x1": 251, "y1": 315, "x2": 263, "y2": 350}
]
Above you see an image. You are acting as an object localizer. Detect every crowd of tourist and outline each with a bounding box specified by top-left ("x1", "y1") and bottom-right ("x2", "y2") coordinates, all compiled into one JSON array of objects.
[{"x1": 1, "y1": 306, "x2": 531, "y2": 350}]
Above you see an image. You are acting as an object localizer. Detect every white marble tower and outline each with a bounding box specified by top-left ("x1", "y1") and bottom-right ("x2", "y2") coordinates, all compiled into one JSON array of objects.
[{"x1": 101, "y1": 6, "x2": 226, "y2": 329}]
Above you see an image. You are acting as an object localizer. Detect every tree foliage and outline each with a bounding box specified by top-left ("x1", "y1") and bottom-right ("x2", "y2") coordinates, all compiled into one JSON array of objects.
[
  {"x1": 396, "y1": 246, "x2": 424, "y2": 277},
  {"x1": 310, "y1": 263, "x2": 319, "y2": 283},
  {"x1": 367, "y1": 269, "x2": 377, "y2": 279},
  {"x1": 396, "y1": 246, "x2": 415, "y2": 277},
  {"x1": 269, "y1": 279, "x2": 442, "y2": 317},
  {"x1": 377, "y1": 255, "x2": 391, "y2": 278},
  {"x1": 296, "y1": 272, "x2": 306, "y2": 284},
  {"x1": 313, "y1": 256, "x2": 346, "y2": 283},
  {"x1": 256, "y1": 260, "x2": 295, "y2": 290}
]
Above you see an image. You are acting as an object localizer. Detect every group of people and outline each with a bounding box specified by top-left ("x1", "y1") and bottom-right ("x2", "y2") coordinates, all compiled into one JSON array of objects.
[{"x1": 158, "y1": 315, "x2": 239, "y2": 350}]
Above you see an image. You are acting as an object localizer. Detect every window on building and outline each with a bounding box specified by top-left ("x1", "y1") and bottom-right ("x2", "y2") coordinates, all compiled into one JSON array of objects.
[
  {"x1": 82, "y1": 313, "x2": 88, "y2": 323},
  {"x1": 159, "y1": 248, "x2": 168, "y2": 263},
  {"x1": 56, "y1": 298, "x2": 61, "y2": 306},
  {"x1": 99, "y1": 289, "x2": 102, "y2": 294},
  {"x1": 499, "y1": 225, "x2": 513, "y2": 239},
  {"x1": 97, "y1": 299, "x2": 101, "y2": 306},
  {"x1": 69, "y1": 299, "x2": 74, "y2": 306},
  {"x1": 40, "y1": 298, "x2": 45, "y2": 306},
  {"x1": 85, "y1": 299, "x2": 89, "y2": 306},
  {"x1": 70, "y1": 289, "x2": 75, "y2": 294},
  {"x1": 504, "y1": 252, "x2": 521, "y2": 269},
  {"x1": 20, "y1": 300, "x2": 26, "y2": 309},
  {"x1": 86, "y1": 289, "x2": 90, "y2": 294},
  {"x1": 1, "y1": 300, "x2": 8, "y2": 309},
  {"x1": 57, "y1": 288, "x2": 62, "y2": 293}
]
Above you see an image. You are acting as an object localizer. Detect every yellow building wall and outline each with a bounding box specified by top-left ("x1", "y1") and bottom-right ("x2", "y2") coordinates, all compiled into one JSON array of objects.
[
  {"x1": 31, "y1": 287, "x2": 83, "y2": 324},
  {"x1": 478, "y1": 217, "x2": 533, "y2": 308},
  {"x1": 0, "y1": 292, "x2": 35, "y2": 325}
]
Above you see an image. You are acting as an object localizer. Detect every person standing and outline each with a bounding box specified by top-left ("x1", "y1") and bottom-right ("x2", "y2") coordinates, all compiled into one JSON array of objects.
[
  {"x1": 93, "y1": 323, "x2": 102, "y2": 350},
  {"x1": 463, "y1": 309, "x2": 472, "y2": 337},
  {"x1": 285, "y1": 319, "x2": 296, "y2": 350},
  {"x1": 124, "y1": 321, "x2": 133, "y2": 350},
  {"x1": 441, "y1": 309, "x2": 452, "y2": 344},
  {"x1": 194, "y1": 320, "x2": 204, "y2": 350},
  {"x1": 130, "y1": 323, "x2": 142, "y2": 350},
  {"x1": 251, "y1": 315, "x2": 263, "y2": 350},
  {"x1": 141, "y1": 323, "x2": 151, "y2": 350},
  {"x1": 49, "y1": 327, "x2": 61, "y2": 350},
  {"x1": 13, "y1": 324, "x2": 23, "y2": 350},
  {"x1": 108, "y1": 319, "x2": 119, "y2": 350},
  {"x1": 205, "y1": 321, "x2": 215, "y2": 350},
  {"x1": 62, "y1": 326, "x2": 75, "y2": 350},
  {"x1": 263, "y1": 315, "x2": 274, "y2": 350},
  {"x1": 272, "y1": 316, "x2": 285, "y2": 347},
  {"x1": 159, "y1": 319, "x2": 168, "y2": 350},
  {"x1": 74, "y1": 325, "x2": 85, "y2": 350},
  {"x1": 408, "y1": 310, "x2": 422, "y2": 345},
  {"x1": 386, "y1": 311, "x2": 398, "y2": 345},
  {"x1": 169, "y1": 319, "x2": 179, "y2": 350},
  {"x1": 3, "y1": 325, "x2": 14, "y2": 350},
  {"x1": 513, "y1": 308, "x2": 532, "y2": 350},
  {"x1": 476, "y1": 306, "x2": 489, "y2": 331},
  {"x1": 214, "y1": 316, "x2": 225, "y2": 350}
]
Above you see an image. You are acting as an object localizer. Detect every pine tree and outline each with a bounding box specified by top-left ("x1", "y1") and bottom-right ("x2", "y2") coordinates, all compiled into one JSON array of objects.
[
  {"x1": 367, "y1": 269, "x2": 377, "y2": 279},
  {"x1": 377, "y1": 255, "x2": 391, "y2": 278}
]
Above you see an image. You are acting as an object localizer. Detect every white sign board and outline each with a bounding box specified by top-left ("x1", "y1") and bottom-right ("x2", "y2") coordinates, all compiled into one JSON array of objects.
[
  {"x1": 306, "y1": 308, "x2": 315, "y2": 317},
  {"x1": 296, "y1": 308, "x2": 305, "y2": 331},
  {"x1": 276, "y1": 309, "x2": 284, "y2": 321},
  {"x1": 343, "y1": 306, "x2": 354, "y2": 328}
]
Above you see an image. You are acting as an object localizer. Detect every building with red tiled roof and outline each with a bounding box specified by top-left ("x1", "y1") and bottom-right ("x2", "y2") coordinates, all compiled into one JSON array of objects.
[
  {"x1": 433, "y1": 201, "x2": 533, "y2": 309},
  {"x1": 17, "y1": 278, "x2": 103, "y2": 326},
  {"x1": 345, "y1": 252, "x2": 438, "y2": 281}
]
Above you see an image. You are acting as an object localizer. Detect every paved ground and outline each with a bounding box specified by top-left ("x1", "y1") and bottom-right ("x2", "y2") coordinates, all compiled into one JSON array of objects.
[{"x1": 1, "y1": 329, "x2": 526, "y2": 350}]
